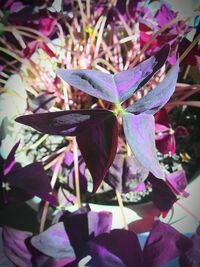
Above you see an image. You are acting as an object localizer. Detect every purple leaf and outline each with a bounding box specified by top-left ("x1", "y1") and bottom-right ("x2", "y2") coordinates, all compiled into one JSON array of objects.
[
  {"x1": 143, "y1": 220, "x2": 192, "y2": 267},
  {"x1": 180, "y1": 224, "x2": 200, "y2": 267},
  {"x1": 166, "y1": 170, "x2": 189, "y2": 198},
  {"x1": 3, "y1": 141, "x2": 20, "y2": 176},
  {"x1": 57, "y1": 69, "x2": 119, "y2": 103},
  {"x1": 4, "y1": 162, "x2": 57, "y2": 206},
  {"x1": 104, "y1": 154, "x2": 124, "y2": 193},
  {"x1": 76, "y1": 111, "x2": 118, "y2": 192},
  {"x1": 126, "y1": 61, "x2": 179, "y2": 115},
  {"x1": 105, "y1": 154, "x2": 149, "y2": 193},
  {"x1": 30, "y1": 222, "x2": 76, "y2": 262},
  {"x1": 148, "y1": 175, "x2": 177, "y2": 212},
  {"x1": 123, "y1": 112, "x2": 164, "y2": 178},
  {"x1": 87, "y1": 229, "x2": 142, "y2": 267},
  {"x1": 88, "y1": 211, "x2": 112, "y2": 237},
  {"x1": 57, "y1": 45, "x2": 169, "y2": 104},
  {"x1": 0, "y1": 228, "x2": 15, "y2": 267},
  {"x1": 16, "y1": 109, "x2": 113, "y2": 137},
  {"x1": 2, "y1": 226, "x2": 33, "y2": 267},
  {"x1": 114, "y1": 44, "x2": 170, "y2": 102}
]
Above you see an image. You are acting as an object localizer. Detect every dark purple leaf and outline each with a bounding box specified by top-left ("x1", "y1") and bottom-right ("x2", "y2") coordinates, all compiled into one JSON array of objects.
[
  {"x1": 16, "y1": 109, "x2": 114, "y2": 137},
  {"x1": 143, "y1": 220, "x2": 192, "y2": 267},
  {"x1": 57, "y1": 69, "x2": 119, "y2": 103},
  {"x1": 180, "y1": 224, "x2": 200, "y2": 267},
  {"x1": 123, "y1": 112, "x2": 164, "y2": 178},
  {"x1": 87, "y1": 229, "x2": 142, "y2": 267},
  {"x1": 3, "y1": 141, "x2": 20, "y2": 176},
  {"x1": 148, "y1": 175, "x2": 177, "y2": 212},
  {"x1": 31, "y1": 222, "x2": 76, "y2": 262},
  {"x1": 126, "y1": 61, "x2": 179, "y2": 115},
  {"x1": 76, "y1": 111, "x2": 118, "y2": 192},
  {"x1": 2, "y1": 226, "x2": 33, "y2": 267},
  {"x1": 5, "y1": 162, "x2": 57, "y2": 206}
]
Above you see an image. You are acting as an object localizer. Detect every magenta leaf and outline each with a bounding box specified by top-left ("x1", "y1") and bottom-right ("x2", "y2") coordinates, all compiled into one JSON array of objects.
[
  {"x1": 76, "y1": 111, "x2": 118, "y2": 192},
  {"x1": 31, "y1": 222, "x2": 76, "y2": 261},
  {"x1": 142, "y1": 220, "x2": 192, "y2": 267},
  {"x1": 126, "y1": 61, "x2": 179, "y2": 115},
  {"x1": 123, "y1": 113, "x2": 164, "y2": 178},
  {"x1": 2, "y1": 226, "x2": 33, "y2": 267},
  {"x1": 87, "y1": 229, "x2": 142, "y2": 267}
]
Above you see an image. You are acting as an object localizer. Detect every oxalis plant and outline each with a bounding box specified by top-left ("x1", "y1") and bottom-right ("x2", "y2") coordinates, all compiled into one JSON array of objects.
[
  {"x1": 1, "y1": 45, "x2": 198, "y2": 267},
  {"x1": 16, "y1": 45, "x2": 177, "y2": 192}
]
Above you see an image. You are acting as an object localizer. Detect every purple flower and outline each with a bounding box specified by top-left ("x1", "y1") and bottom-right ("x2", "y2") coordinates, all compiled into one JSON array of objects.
[
  {"x1": 0, "y1": 141, "x2": 57, "y2": 206},
  {"x1": 16, "y1": 45, "x2": 179, "y2": 192}
]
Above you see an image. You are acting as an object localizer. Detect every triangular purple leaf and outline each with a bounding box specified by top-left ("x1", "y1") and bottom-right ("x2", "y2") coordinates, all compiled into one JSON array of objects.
[
  {"x1": 142, "y1": 220, "x2": 192, "y2": 267},
  {"x1": 57, "y1": 69, "x2": 119, "y2": 103},
  {"x1": 180, "y1": 224, "x2": 200, "y2": 267},
  {"x1": 30, "y1": 222, "x2": 76, "y2": 261},
  {"x1": 2, "y1": 226, "x2": 33, "y2": 267},
  {"x1": 57, "y1": 45, "x2": 169, "y2": 104},
  {"x1": 123, "y1": 112, "x2": 164, "y2": 178},
  {"x1": 148, "y1": 174, "x2": 177, "y2": 212},
  {"x1": 76, "y1": 111, "x2": 118, "y2": 192},
  {"x1": 5, "y1": 162, "x2": 57, "y2": 206},
  {"x1": 126, "y1": 61, "x2": 179, "y2": 115},
  {"x1": 16, "y1": 109, "x2": 114, "y2": 137},
  {"x1": 87, "y1": 229, "x2": 142, "y2": 267},
  {"x1": 114, "y1": 45, "x2": 170, "y2": 103}
]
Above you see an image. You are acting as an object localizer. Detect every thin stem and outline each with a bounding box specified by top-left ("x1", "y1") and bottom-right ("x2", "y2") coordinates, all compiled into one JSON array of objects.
[
  {"x1": 94, "y1": 16, "x2": 107, "y2": 58},
  {"x1": 40, "y1": 152, "x2": 65, "y2": 232},
  {"x1": 73, "y1": 138, "x2": 81, "y2": 208},
  {"x1": 179, "y1": 33, "x2": 200, "y2": 64},
  {"x1": 62, "y1": 81, "x2": 81, "y2": 208},
  {"x1": 116, "y1": 190, "x2": 128, "y2": 230}
]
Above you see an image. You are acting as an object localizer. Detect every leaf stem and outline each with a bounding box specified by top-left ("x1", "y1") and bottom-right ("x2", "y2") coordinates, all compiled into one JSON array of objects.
[
  {"x1": 40, "y1": 152, "x2": 65, "y2": 232},
  {"x1": 115, "y1": 190, "x2": 128, "y2": 230}
]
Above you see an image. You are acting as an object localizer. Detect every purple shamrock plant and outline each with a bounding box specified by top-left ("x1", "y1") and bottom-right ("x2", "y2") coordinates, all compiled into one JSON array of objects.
[
  {"x1": 0, "y1": 206, "x2": 194, "y2": 267},
  {"x1": 0, "y1": 141, "x2": 57, "y2": 207},
  {"x1": 16, "y1": 45, "x2": 179, "y2": 192}
]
